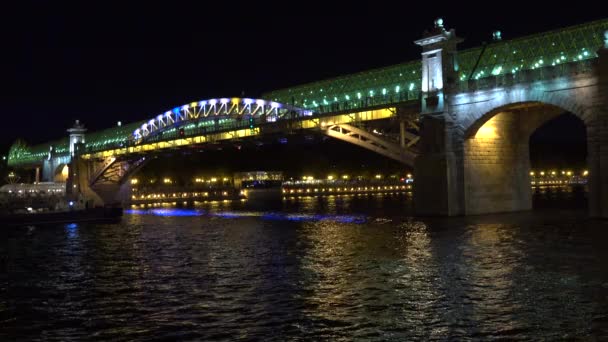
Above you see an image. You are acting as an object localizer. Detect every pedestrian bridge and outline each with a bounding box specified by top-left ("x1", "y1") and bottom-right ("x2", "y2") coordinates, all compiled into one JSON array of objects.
[{"x1": 7, "y1": 18, "x2": 608, "y2": 217}]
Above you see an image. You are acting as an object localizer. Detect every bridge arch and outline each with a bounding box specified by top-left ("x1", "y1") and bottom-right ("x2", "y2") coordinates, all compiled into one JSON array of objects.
[
  {"x1": 53, "y1": 163, "x2": 69, "y2": 182},
  {"x1": 454, "y1": 85, "x2": 592, "y2": 137},
  {"x1": 458, "y1": 91, "x2": 591, "y2": 215}
]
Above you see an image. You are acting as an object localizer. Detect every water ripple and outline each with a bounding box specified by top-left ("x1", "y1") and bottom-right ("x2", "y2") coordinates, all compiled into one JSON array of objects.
[{"x1": 2, "y1": 196, "x2": 608, "y2": 340}]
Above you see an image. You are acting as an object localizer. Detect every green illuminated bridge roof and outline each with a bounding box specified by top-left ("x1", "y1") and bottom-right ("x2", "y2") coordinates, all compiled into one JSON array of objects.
[
  {"x1": 8, "y1": 18, "x2": 608, "y2": 167},
  {"x1": 263, "y1": 18, "x2": 607, "y2": 110}
]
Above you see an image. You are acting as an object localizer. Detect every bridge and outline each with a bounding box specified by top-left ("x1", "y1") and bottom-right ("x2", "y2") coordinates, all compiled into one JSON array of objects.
[{"x1": 8, "y1": 18, "x2": 608, "y2": 217}]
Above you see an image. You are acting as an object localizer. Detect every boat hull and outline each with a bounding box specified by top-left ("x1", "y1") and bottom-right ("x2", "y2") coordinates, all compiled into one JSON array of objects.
[{"x1": 0, "y1": 207, "x2": 123, "y2": 226}]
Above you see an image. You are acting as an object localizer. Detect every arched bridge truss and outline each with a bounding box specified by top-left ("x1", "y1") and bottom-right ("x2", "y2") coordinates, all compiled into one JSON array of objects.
[
  {"x1": 133, "y1": 98, "x2": 314, "y2": 143},
  {"x1": 85, "y1": 156, "x2": 149, "y2": 204},
  {"x1": 89, "y1": 156, "x2": 147, "y2": 187}
]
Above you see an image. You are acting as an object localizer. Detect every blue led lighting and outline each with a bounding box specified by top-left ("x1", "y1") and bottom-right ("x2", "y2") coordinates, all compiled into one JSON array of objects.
[
  {"x1": 124, "y1": 209, "x2": 148, "y2": 215},
  {"x1": 126, "y1": 208, "x2": 365, "y2": 223},
  {"x1": 211, "y1": 212, "x2": 250, "y2": 219},
  {"x1": 125, "y1": 208, "x2": 205, "y2": 217},
  {"x1": 151, "y1": 209, "x2": 204, "y2": 217}
]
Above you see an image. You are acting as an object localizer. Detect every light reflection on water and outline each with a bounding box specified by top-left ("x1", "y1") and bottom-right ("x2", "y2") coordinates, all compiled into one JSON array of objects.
[
  {"x1": 2, "y1": 193, "x2": 608, "y2": 340},
  {"x1": 126, "y1": 208, "x2": 206, "y2": 217},
  {"x1": 126, "y1": 207, "x2": 368, "y2": 224},
  {"x1": 64, "y1": 222, "x2": 79, "y2": 239}
]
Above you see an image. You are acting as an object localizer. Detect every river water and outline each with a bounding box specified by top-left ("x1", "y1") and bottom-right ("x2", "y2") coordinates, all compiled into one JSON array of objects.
[{"x1": 2, "y1": 191, "x2": 608, "y2": 340}]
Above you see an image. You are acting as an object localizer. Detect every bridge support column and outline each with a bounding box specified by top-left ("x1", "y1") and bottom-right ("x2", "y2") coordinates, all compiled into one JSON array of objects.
[
  {"x1": 413, "y1": 18, "x2": 465, "y2": 216},
  {"x1": 413, "y1": 116, "x2": 464, "y2": 216},
  {"x1": 42, "y1": 159, "x2": 53, "y2": 182},
  {"x1": 463, "y1": 112, "x2": 532, "y2": 214},
  {"x1": 587, "y1": 114, "x2": 608, "y2": 218},
  {"x1": 588, "y1": 45, "x2": 608, "y2": 218}
]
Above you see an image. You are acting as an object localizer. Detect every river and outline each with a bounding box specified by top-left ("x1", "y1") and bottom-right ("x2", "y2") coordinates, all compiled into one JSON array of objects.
[{"x1": 2, "y1": 190, "x2": 608, "y2": 340}]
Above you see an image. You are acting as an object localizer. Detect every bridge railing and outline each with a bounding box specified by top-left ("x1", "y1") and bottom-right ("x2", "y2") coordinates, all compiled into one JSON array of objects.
[{"x1": 452, "y1": 59, "x2": 596, "y2": 93}]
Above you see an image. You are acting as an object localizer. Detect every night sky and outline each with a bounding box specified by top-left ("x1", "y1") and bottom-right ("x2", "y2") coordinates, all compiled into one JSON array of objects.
[{"x1": 2, "y1": 3, "x2": 604, "y2": 169}]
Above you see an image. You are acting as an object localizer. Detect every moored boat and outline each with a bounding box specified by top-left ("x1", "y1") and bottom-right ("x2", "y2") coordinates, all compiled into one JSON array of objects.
[{"x1": 0, "y1": 206, "x2": 123, "y2": 226}]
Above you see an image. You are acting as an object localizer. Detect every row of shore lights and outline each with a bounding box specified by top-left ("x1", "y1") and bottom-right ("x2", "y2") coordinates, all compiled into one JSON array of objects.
[
  {"x1": 131, "y1": 177, "x2": 231, "y2": 185},
  {"x1": 301, "y1": 174, "x2": 413, "y2": 180},
  {"x1": 529, "y1": 170, "x2": 588, "y2": 177},
  {"x1": 131, "y1": 174, "x2": 414, "y2": 185}
]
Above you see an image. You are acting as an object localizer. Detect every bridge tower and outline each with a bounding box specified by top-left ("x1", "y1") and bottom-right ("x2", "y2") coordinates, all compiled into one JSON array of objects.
[
  {"x1": 413, "y1": 19, "x2": 465, "y2": 216},
  {"x1": 415, "y1": 18, "x2": 462, "y2": 114},
  {"x1": 65, "y1": 120, "x2": 87, "y2": 201},
  {"x1": 67, "y1": 120, "x2": 87, "y2": 157}
]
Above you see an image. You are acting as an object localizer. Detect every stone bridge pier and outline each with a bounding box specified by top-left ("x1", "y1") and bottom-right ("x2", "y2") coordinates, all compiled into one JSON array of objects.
[{"x1": 587, "y1": 48, "x2": 608, "y2": 218}]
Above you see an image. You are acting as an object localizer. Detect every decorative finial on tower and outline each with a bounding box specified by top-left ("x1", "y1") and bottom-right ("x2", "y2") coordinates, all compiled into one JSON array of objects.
[
  {"x1": 71, "y1": 120, "x2": 85, "y2": 129},
  {"x1": 435, "y1": 18, "x2": 443, "y2": 28},
  {"x1": 493, "y1": 30, "x2": 502, "y2": 41},
  {"x1": 434, "y1": 18, "x2": 444, "y2": 29}
]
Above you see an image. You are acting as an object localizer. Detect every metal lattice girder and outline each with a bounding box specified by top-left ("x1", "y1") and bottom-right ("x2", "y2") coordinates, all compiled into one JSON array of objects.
[
  {"x1": 7, "y1": 138, "x2": 69, "y2": 167},
  {"x1": 324, "y1": 124, "x2": 418, "y2": 166},
  {"x1": 263, "y1": 61, "x2": 422, "y2": 114},
  {"x1": 85, "y1": 121, "x2": 144, "y2": 153},
  {"x1": 457, "y1": 18, "x2": 608, "y2": 81},
  {"x1": 90, "y1": 157, "x2": 147, "y2": 186},
  {"x1": 89, "y1": 157, "x2": 118, "y2": 185},
  {"x1": 132, "y1": 98, "x2": 312, "y2": 143},
  {"x1": 403, "y1": 130, "x2": 419, "y2": 148}
]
